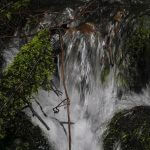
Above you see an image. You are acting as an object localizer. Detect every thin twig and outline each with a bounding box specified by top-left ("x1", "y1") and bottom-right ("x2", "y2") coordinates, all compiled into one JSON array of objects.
[
  {"x1": 28, "y1": 104, "x2": 50, "y2": 130},
  {"x1": 0, "y1": 33, "x2": 36, "y2": 39},
  {"x1": 52, "y1": 98, "x2": 68, "y2": 114},
  {"x1": 22, "y1": 98, "x2": 50, "y2": 130},
  {"x1": 34, "y1": 99, "x2": 47, "y2": 117},
  {"x1": 50, "y1": 117, "x2": 67, "y2": 136},
  {"x1": 59, "y1": 31, "x2": 72, "y2": 150},
  {"x1": 50, "y1": 117, "x2": 75, "y2": 137},
  {"x1": 50, "y1": 80, "x2": 63, "y2": 97}
]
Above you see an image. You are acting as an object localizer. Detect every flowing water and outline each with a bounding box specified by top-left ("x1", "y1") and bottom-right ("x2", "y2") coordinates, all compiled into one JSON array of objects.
[
  {"x1": 31, "y1": 17, "x2": 150, "y2": 150},
  {"x1": 30, "y1": 29, "x2": 116, "y2": 150},
  {"x1": 3, "y1": 1, "x2": 150, "y2": 150}
]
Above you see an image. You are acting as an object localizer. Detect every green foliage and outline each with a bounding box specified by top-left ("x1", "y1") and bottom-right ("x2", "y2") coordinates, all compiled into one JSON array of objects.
[
  {"x1": 0, "y1": 0, "x2": 34, "y2": 75},
  {"x1": 0, "y1": 29, "x2": 55, "y2": 139},
  {"x1": 1, "y1": 0, "x2": 31, "y2": 20},
  {"x1": 11, "y1": 0, "x2": 30, "y2": 10},
  {"x1": 103, "y1": 106, "x2": 150, "y2": 150}
]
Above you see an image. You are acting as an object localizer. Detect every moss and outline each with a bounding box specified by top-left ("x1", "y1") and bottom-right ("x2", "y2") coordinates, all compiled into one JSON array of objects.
[
  {"x1": 1, "y1": 0, "x2": 30, "y2": 14},
  {"x1": 0, "y1": 29, "x2": 55, "y2": 139},
  {"x1": 103, "y1": 106, "x2": 150, "y2": 150},
  {"x1": 101, "y1": 65, "x2": 110, "y2": 84},
  {"x1": 2, "y1": 0, "x2": 31, "y2": 20}
]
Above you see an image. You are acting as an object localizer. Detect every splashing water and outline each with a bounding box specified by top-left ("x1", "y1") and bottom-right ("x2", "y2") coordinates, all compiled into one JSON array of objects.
[
  {"x1": 26, "y1": 4, "x2": 150, "y2": 148},
  {"x1": 28, "y1": 28, "x2": 116, "y2": 150},
  {"x1": 3, "y1": 4, "x2": 150, "y2": 150},
  {"x1": 29, "y1": 22, "x2": 149, "y2": 149}
]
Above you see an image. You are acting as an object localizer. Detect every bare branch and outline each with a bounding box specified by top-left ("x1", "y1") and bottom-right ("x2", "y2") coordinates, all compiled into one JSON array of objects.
[
  {"x1": 53, "y1": 98, "x2": 68, "y2": 114},
  {"x1": 50, "y1": 80, "x2": 63, "y2": 97},
  {"x1": 59, "y1": 30, "x2": 72, "y2": 150},
  {"x1": 34, "y1": 99, "x2": 47, "y2": 117},
  {"x1": 23, "y1": 99, "x2": 50, "y2": 131}
]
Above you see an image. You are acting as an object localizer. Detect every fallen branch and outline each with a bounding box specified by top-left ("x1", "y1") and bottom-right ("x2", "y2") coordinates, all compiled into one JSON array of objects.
[
  {"x1": 51, "y1": 117, "x2": 67, "y2": 136},
  {"x1": 34, "y1": 99, "x2": 47, "y2": 117},
  {"x1": 23, "y1": 99, "x2": 50, "y2": 131},
  {"x1": 29, "y1": 105, "x2": 50, "y2": 130},
  {"x1": 50, "y1": 80, "x2": 63, "y2": 97},
  {"x1": 51, "y1": 117, "x2": 75, "y2": 137}
]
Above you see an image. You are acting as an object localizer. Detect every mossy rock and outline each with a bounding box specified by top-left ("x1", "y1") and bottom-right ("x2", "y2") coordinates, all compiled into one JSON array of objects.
[
  {"x1": 0, "y1": 29, "x2": 55, "y2": 139},
  {"x1": 0, "y1": 111, "x2": 54, "y2": 150},
  {"x1": 103, "y1": 106, "x2": 150, "y2": 150}
]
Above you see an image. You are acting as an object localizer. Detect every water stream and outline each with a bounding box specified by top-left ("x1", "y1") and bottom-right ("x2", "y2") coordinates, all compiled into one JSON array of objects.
[
  {"x1": 30, "y1": 22, "x2": 150, "y2": 150},
  {"x1": 3, "y1": 1, "x2": 150, "y2": 149}
]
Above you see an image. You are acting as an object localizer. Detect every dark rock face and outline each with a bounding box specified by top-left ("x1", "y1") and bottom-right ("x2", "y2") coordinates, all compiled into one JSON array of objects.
[
  {"x1": 123, "y1": 22, "x2": 150, "y2": 93},
  {"x1": 103, "y1": 106, "x2": 150, "y2": 150},
  {"x1": 0, "y1": 112, "x2": 54, "y2": 150}
]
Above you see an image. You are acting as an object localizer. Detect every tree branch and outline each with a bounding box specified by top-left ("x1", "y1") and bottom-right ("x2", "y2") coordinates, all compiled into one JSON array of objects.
[
  {"x1": 59, "y1": 31, "x2": 72, "y2": 150},
  {"x1": 23, "y1": 99, "x2": 50, "y2": 131},
  {"x1": 34, "y1": 98, "x2": 47, "y2": 117}
]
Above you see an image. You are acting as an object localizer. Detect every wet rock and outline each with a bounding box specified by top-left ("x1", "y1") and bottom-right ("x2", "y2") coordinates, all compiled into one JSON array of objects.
[
  {"x1": 0, "y1": 112, "x2": 54, "y2": 150},
  {"x1": 103, "y1": 106, "x2": 150, "y2": 150}
]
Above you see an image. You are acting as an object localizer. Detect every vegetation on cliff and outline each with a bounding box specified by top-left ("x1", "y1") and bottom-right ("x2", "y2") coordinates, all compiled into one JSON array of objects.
[{"x1": 0, "y1": 29, "x2": 55, "y2": 140}]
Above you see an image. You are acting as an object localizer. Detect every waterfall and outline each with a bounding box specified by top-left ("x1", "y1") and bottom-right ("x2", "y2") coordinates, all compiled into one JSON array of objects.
[
  {"x1": 2, "y1": 2, "x2": 149, "y2": 150},
  {"x1": 30, "y1": 27, "x2": 115, "y2": 150},
  {"x1": 29, "y1": 19, "x2": 150, "y2": 150}
]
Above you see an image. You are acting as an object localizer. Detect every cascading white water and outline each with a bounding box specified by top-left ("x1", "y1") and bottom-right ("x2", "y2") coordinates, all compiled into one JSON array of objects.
[
  {"x1": 30, "y1": 29, "x2": 118, "y2": 150},
  {"x1": 3, "y1": 5, "x2": 150, "y2": 150},
  {"x1": 3, "y1": 31, "x2": 21, "y2": 67},
  {"x1": 17, "y1": 6, "x2": 148, "y2": 149},
  {"x1": 29, "y1": 22, "x2": 150, "y2": 149}
]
